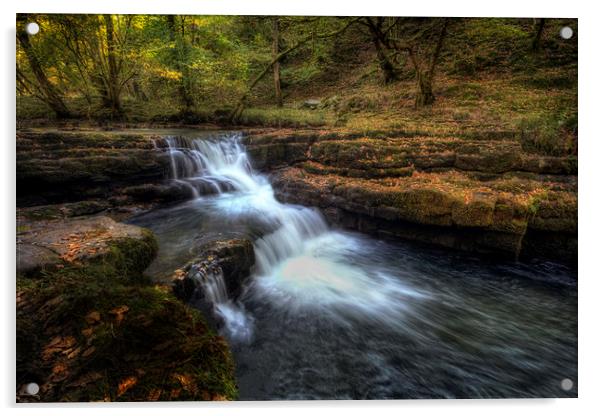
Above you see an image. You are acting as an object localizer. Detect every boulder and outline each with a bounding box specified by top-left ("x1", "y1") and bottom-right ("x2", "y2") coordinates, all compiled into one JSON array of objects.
[
  {"x1": 300, "y1": 99, "x2": 321, "y2": 109},
  {"x1": 17, "y1": 216, "x2": 157, "y2": 278},
  {"x1": 172, "y1": 239, "x2": 255, "y2": 302},
  {"x1": 16, "y1": 218, "x2": 236, "y2": 402}
]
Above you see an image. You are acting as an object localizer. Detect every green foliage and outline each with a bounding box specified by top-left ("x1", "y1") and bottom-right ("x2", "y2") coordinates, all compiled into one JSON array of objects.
[
  {"x1": 518, "y1": 111, "x2": 577, "y2": 156},
  {"x1": 16, "y1": 15, "x2": 577, "y2": 130}
]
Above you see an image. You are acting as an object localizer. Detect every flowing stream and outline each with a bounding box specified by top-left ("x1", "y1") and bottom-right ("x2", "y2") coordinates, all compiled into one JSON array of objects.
[{"x1": 129, "y1": 131, "x2": 577, "y2": 399}]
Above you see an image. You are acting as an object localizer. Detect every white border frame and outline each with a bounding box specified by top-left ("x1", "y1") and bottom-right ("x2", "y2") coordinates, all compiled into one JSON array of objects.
[{"x1": 3, "y1": 1, "x2": 599, "y2": 415}]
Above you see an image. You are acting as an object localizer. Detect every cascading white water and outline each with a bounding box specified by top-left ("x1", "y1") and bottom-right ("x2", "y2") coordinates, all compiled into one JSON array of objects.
[
  {"x1": 161, "y1": 133, "x2": 427, "y2": 337},
  {"x1": 187, "y1": 261, "x2": 253, "y2": 343},
  {"x1": 163, "y1": 134, "x2": 331, "y2": 276},
  {"x1": 164, "y1": 134, "x2": 265, "y2": 197}
]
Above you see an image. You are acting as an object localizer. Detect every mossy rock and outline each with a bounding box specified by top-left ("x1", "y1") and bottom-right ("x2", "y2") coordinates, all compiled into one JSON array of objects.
[
  {"x1": 451, "y1": 191, "x2": 497, "y2": 227},
  {"x1": 16, "y1": 217, "x2": 157, "y2": 281},
  {"x1": 16, "y1": 218, "x2": 237, "y2": 402},
  {"x1": 17, "y1": 276, "x2": 237, "y2": 402}
]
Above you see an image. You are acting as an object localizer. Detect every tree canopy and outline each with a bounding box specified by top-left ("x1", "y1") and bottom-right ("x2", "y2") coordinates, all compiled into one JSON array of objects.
[{"x1": 16, "y1": 15, "x2": 577, "y2": 124}]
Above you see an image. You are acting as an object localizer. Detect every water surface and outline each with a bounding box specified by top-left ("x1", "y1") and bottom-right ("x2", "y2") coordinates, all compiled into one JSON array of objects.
[{"x1": 129, "y1": 132, "x2": 577, "y2": 399}]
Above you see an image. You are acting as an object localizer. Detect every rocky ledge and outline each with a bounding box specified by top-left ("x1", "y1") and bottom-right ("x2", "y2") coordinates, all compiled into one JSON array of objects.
[
  {"x1": 17, "y1": 216, "x2": 238, "y2": 402},
  {"x1": 243, "y1": 130, "x2": 577, "y2": 262},
  {"x1": 16, "y1": 128, "x2": 577, "y2": 262},
  {"x1": 16, "y1": 130, "x2": 191, "y2": 207},
  {"x1": 272, "y1": 167, "x2": 576, "y2": 261},
  {"x1": 172, "y1": 238, "x2": 255, "y2": 302},
  {"x1": 172, "y1": 239, "x2": 255, "y2": 330}
]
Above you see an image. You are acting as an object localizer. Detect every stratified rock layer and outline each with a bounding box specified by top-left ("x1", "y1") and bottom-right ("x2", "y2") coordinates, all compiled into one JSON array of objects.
[
  {"x1": 16, "y1": 128, "x2": 577, "y2": 261},
  {"x1": 243, "y1": 130, "x2": 577, "y2": 261},
  {"x1": 16, "y1": 131, "x2": 182, "y2": 206}
]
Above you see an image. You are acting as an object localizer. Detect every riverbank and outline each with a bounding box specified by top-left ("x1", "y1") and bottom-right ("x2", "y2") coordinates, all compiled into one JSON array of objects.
[
  {"x1": 17, "y1": 127, "x2": 577, "y2": 263},
  {"x1": 16, "y1": 214, "x2": 238, "y2": 402}
]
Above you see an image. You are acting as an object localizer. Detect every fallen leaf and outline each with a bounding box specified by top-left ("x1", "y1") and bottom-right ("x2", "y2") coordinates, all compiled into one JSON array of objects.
[
  {"x1": 52, "y1": 362, "x2": 68, "y2": 375},
  {"x1": 147, "y1": 388, "x2": 162, "y2": 401},
  {"x1": 110, "y1": 305, "x2": 129, "y2": 315},
  {"x1": 43, "y1": 296, "x2": 64, "y2": 309},
  {"x1": 169, "y1": 388, "x2": 181, "y2": 400},
  {"x1": 49, "y1": 362, "x2": 70, "y2": 382},
  {"x1": 85, "y1": 311, "x2": 101, "y2": 325},
  {"x1": 117, "y1": 376, "x2": 137, "y2": 397},
  {"x1": 82, "y1": 346, "x2": 96, "y2": 357},
  {"x1": 42, "y1": 336, "x2": 77, "y2": 360},
  {"x1": 68, "y1": 371, "x2": 103, "y2": 387},
  {"x1": 66, "y1": 346, "x2": 82, "y2": 359},
  {"x1": 211, "y1": 394, "x2": 228, "y2": 401},
  {"x1": 173, "y1": 373, "x2": 197, "y2": 394},
  {"x1": 109, "y1": 305, "x2": 129, "y2": 325},
  {"x1": 81, "y1": 327, "x2": 94, "y2": 338}
]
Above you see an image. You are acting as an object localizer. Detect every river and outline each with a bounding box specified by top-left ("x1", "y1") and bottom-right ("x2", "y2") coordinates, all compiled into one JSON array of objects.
[{"x1": 128, "y1": 131, "x2": 577, "y2": 400}]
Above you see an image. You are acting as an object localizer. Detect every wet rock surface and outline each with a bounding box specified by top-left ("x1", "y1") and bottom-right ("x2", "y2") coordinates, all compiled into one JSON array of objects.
[
  {"x1": 173, "y1": 239, "x2": 255, "y2": 303},
  {"x1": 17, "y1": 216, "x2": 152, "y2": 276},
  {"x1": 16, "y1": 130, "x2": 177, "y2": 206}
]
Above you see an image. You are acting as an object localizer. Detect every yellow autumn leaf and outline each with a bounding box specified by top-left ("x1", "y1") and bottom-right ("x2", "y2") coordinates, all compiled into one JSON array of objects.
[{"x1": 117, "y1": 376, "x2": 137, "y2": 397}]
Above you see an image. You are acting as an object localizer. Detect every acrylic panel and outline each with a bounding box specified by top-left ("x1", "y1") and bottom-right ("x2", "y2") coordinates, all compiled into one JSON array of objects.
[{"x1": 16, "y1": 14, "x2": 577, "y2": 402}]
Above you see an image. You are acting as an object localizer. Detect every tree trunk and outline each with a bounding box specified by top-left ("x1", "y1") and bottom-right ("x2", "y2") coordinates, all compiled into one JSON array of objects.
[
  {"x1": 532, "y1": 18, "x2": 546, "y2": 51},
  {"x1": 103, "y1": 14, "x2": 122, "y2": 118},
  {"x1": 229, "y1": 17, "x2": 360, "y2": 122},
  {"x1": 413, "y1": 19, "x2": 448, "y2": 108},
  {"x1": 17, "y1": 21, "x2": 72, "y2": 118},
  {"x1": 366, "y1": 18, "x2": 398, "y2": 84},
  {"x1": 374, "y1": 41, "x2": 398, "y2": 84},
  {"x1": 167, "y1": 15, "x2": 195, "y2": 114},
  {"x1": 271, "y1": 18, "x2": 283, "y2": 107},
  {"x1": 415, "y1": 72, "x2": 435, "y2": 106}
]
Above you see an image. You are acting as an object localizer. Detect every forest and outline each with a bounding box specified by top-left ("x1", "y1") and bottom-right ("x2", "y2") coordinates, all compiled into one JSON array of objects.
[{"x1": 17, "y1": 15, "x2": 576, "y2": 154}]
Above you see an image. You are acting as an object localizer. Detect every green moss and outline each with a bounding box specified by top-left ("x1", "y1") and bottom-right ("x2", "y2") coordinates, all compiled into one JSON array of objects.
[
  {"x1": 21, "y1": 206, "x2": 63, "y2": 221},
  {"x1": 101, "y1": 230, "x2": 159, "y2": 284},
  {"x1": 517, "y1": 112, "x2": 577, "y2": 156},
  {"x1": 238, "y1": 107, "x2": 329, "y2": 128},
  {"x1": 17, "y1": 225, "x2": 31, "y2": 233},
  {"x1": 16, "y1": 229, "x2": 237, "y2": 402}
]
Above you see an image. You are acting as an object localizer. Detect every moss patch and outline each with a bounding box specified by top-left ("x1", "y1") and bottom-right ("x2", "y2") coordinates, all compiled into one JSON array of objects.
[{"x1": 17, "y1": 228, "x2": 237, "y2": 402}]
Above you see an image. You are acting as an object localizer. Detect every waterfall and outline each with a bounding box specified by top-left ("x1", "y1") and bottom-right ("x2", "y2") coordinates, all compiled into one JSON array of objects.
[
  {"x1": 158, "y1": 133, "x2": 427, "y2": 338},
  {"x1": 187, "y1": 260, "x2": 253, "y2": 343},
  {"x1": 163, "y1": 134, "x2": 265, "y2": 197},
  {"x1": 162, "y1": 133, "x2": 331, "y2": 279}
]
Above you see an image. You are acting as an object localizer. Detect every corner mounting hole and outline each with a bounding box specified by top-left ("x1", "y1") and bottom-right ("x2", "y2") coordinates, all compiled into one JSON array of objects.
[
  {"x1": 25, "y1": 382, "x2": 39, "y2": 395},
  {"x1": 560, "y1": 378, "x2": 573, "y2": 391},
  {"x1": 25, "y1": 22, "x2": 39, "y2": 35},
  {"x1": 560, "y1": 26, "x2": 573, "y2": 40}
]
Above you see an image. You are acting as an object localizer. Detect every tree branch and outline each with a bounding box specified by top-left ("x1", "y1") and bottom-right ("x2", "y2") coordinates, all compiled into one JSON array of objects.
[{"x1": 229, "y1": 17, "x2": 361, "y2": 121}]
